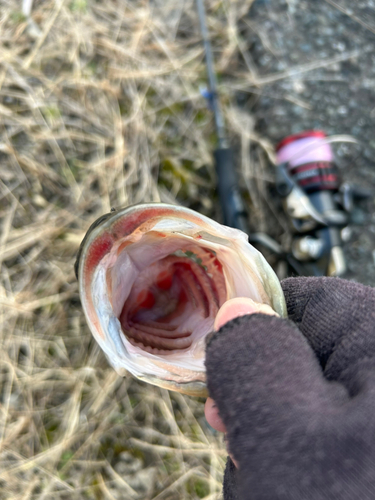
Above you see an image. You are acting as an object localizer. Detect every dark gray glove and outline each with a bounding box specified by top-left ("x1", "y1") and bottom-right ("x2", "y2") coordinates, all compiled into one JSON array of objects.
[{"x1": 205, "y1": 277, "x2": 375, "y2": 500}]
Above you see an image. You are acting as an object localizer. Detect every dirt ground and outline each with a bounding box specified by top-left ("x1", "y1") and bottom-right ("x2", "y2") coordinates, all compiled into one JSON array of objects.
[{"x1": 1, "y1": 1, "x2": 374, "y2": 499}]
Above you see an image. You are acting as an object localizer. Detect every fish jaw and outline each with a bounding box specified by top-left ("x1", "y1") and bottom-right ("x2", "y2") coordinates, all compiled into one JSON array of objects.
[
  {"x1": 138, "y1": 375, "x2": 208, "y2": 397},
  {"x1": 77, "y1": 203, "x2": 287, "y2": 396}
]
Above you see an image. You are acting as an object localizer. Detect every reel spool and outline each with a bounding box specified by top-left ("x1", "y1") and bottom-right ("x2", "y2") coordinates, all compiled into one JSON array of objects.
[{"x1": 276, "y1": 131, "x2": 340, "y2": 193}]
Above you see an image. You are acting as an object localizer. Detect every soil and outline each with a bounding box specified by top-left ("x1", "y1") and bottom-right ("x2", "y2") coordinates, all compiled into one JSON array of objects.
[{"x1": 243, "y1": 0, "x2": 375, "y2": 285}]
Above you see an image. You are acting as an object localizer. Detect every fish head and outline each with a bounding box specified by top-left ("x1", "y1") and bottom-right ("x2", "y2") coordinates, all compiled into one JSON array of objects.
[{"x1": 76, "y1": 203, "x2": 286, "y2": 396}]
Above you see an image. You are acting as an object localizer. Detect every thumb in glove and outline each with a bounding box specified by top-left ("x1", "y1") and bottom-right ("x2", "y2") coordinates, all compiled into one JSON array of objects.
[
  {"x1": 205, "y1": 297, "x2": 278, "y2": 436},
  {"x1": 205, "y1": 277, "x2": 375, "y2": 500}
]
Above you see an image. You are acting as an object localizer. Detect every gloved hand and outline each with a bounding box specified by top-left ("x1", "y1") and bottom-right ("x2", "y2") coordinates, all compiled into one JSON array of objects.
[{"x1": 205, "y1": 277, "x2": 375, "y2": 500}]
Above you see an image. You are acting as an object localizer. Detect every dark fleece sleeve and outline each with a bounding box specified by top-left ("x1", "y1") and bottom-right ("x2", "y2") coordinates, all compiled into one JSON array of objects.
[{"x1": 205, "y1": 277, "x2": 375, "y2": 500}]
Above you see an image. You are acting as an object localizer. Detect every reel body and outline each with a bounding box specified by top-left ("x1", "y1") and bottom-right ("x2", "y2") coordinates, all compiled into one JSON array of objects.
[{"x1": 276, "y1": 131, "x2": 362, "y2": 276}]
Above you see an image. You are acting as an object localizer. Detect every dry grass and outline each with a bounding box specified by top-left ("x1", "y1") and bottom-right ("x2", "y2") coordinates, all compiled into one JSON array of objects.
[
  {"x1": 0, "y1": 0, "x2": 266, "y2": 498},
  {"x1": 3, "y1": 1, "x2": 369, "y2": 498}
]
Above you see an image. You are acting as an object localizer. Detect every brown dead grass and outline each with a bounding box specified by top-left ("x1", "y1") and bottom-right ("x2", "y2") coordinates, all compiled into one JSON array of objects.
[{"x1": 0, "y1": 1, "x2": 263, "y2": 498}]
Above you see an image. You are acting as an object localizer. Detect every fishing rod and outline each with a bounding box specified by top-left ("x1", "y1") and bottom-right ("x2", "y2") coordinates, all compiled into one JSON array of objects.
[
  {"x1": 196, "y1": 0, "x2": 248, "y2": 235},
  {"x1": 196, "y1": 0, "x2": 370, "y2": 277}
]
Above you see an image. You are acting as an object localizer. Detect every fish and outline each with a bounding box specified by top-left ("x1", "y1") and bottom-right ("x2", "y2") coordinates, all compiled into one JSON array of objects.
[{"x1": 75, "y1": 203, "x2": 287, "y2": 396}]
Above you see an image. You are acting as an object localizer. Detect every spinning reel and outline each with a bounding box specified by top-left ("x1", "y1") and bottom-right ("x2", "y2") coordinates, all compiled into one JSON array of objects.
[{"x1": 272, "y1": 131, "x2": 370, "y2": 276}]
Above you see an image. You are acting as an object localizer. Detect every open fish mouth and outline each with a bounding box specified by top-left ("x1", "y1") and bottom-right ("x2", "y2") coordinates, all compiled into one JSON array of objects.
[{"x1": 75, "y1": 203, "x2": 286, "y2": 396}]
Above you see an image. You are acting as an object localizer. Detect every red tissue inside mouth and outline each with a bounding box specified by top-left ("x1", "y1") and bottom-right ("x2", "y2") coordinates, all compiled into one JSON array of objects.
[{"x1": 119, "y1": 252, "x2": 224, "y2": 354}]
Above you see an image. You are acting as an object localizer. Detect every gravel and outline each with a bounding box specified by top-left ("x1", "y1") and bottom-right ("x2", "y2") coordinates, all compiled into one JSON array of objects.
[{"x1": 243, "y1": 0, "x2": 375, "y2": 285}]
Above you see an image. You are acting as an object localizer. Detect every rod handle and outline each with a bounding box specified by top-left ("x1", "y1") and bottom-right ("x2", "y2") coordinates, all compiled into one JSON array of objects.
[{"x1": 214, "y1": 147, "x2": 248, "y2": 233}]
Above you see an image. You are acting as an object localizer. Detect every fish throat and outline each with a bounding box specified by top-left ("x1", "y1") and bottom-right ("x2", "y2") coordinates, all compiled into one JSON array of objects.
[{"x1": 108, "y1": 239, "x2": 227, "y2": 356}]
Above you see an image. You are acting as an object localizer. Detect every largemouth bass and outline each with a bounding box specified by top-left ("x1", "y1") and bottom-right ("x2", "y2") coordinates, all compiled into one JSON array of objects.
[{"x1": 75, "y1": 203, "x2": 286, "y2": 396}]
